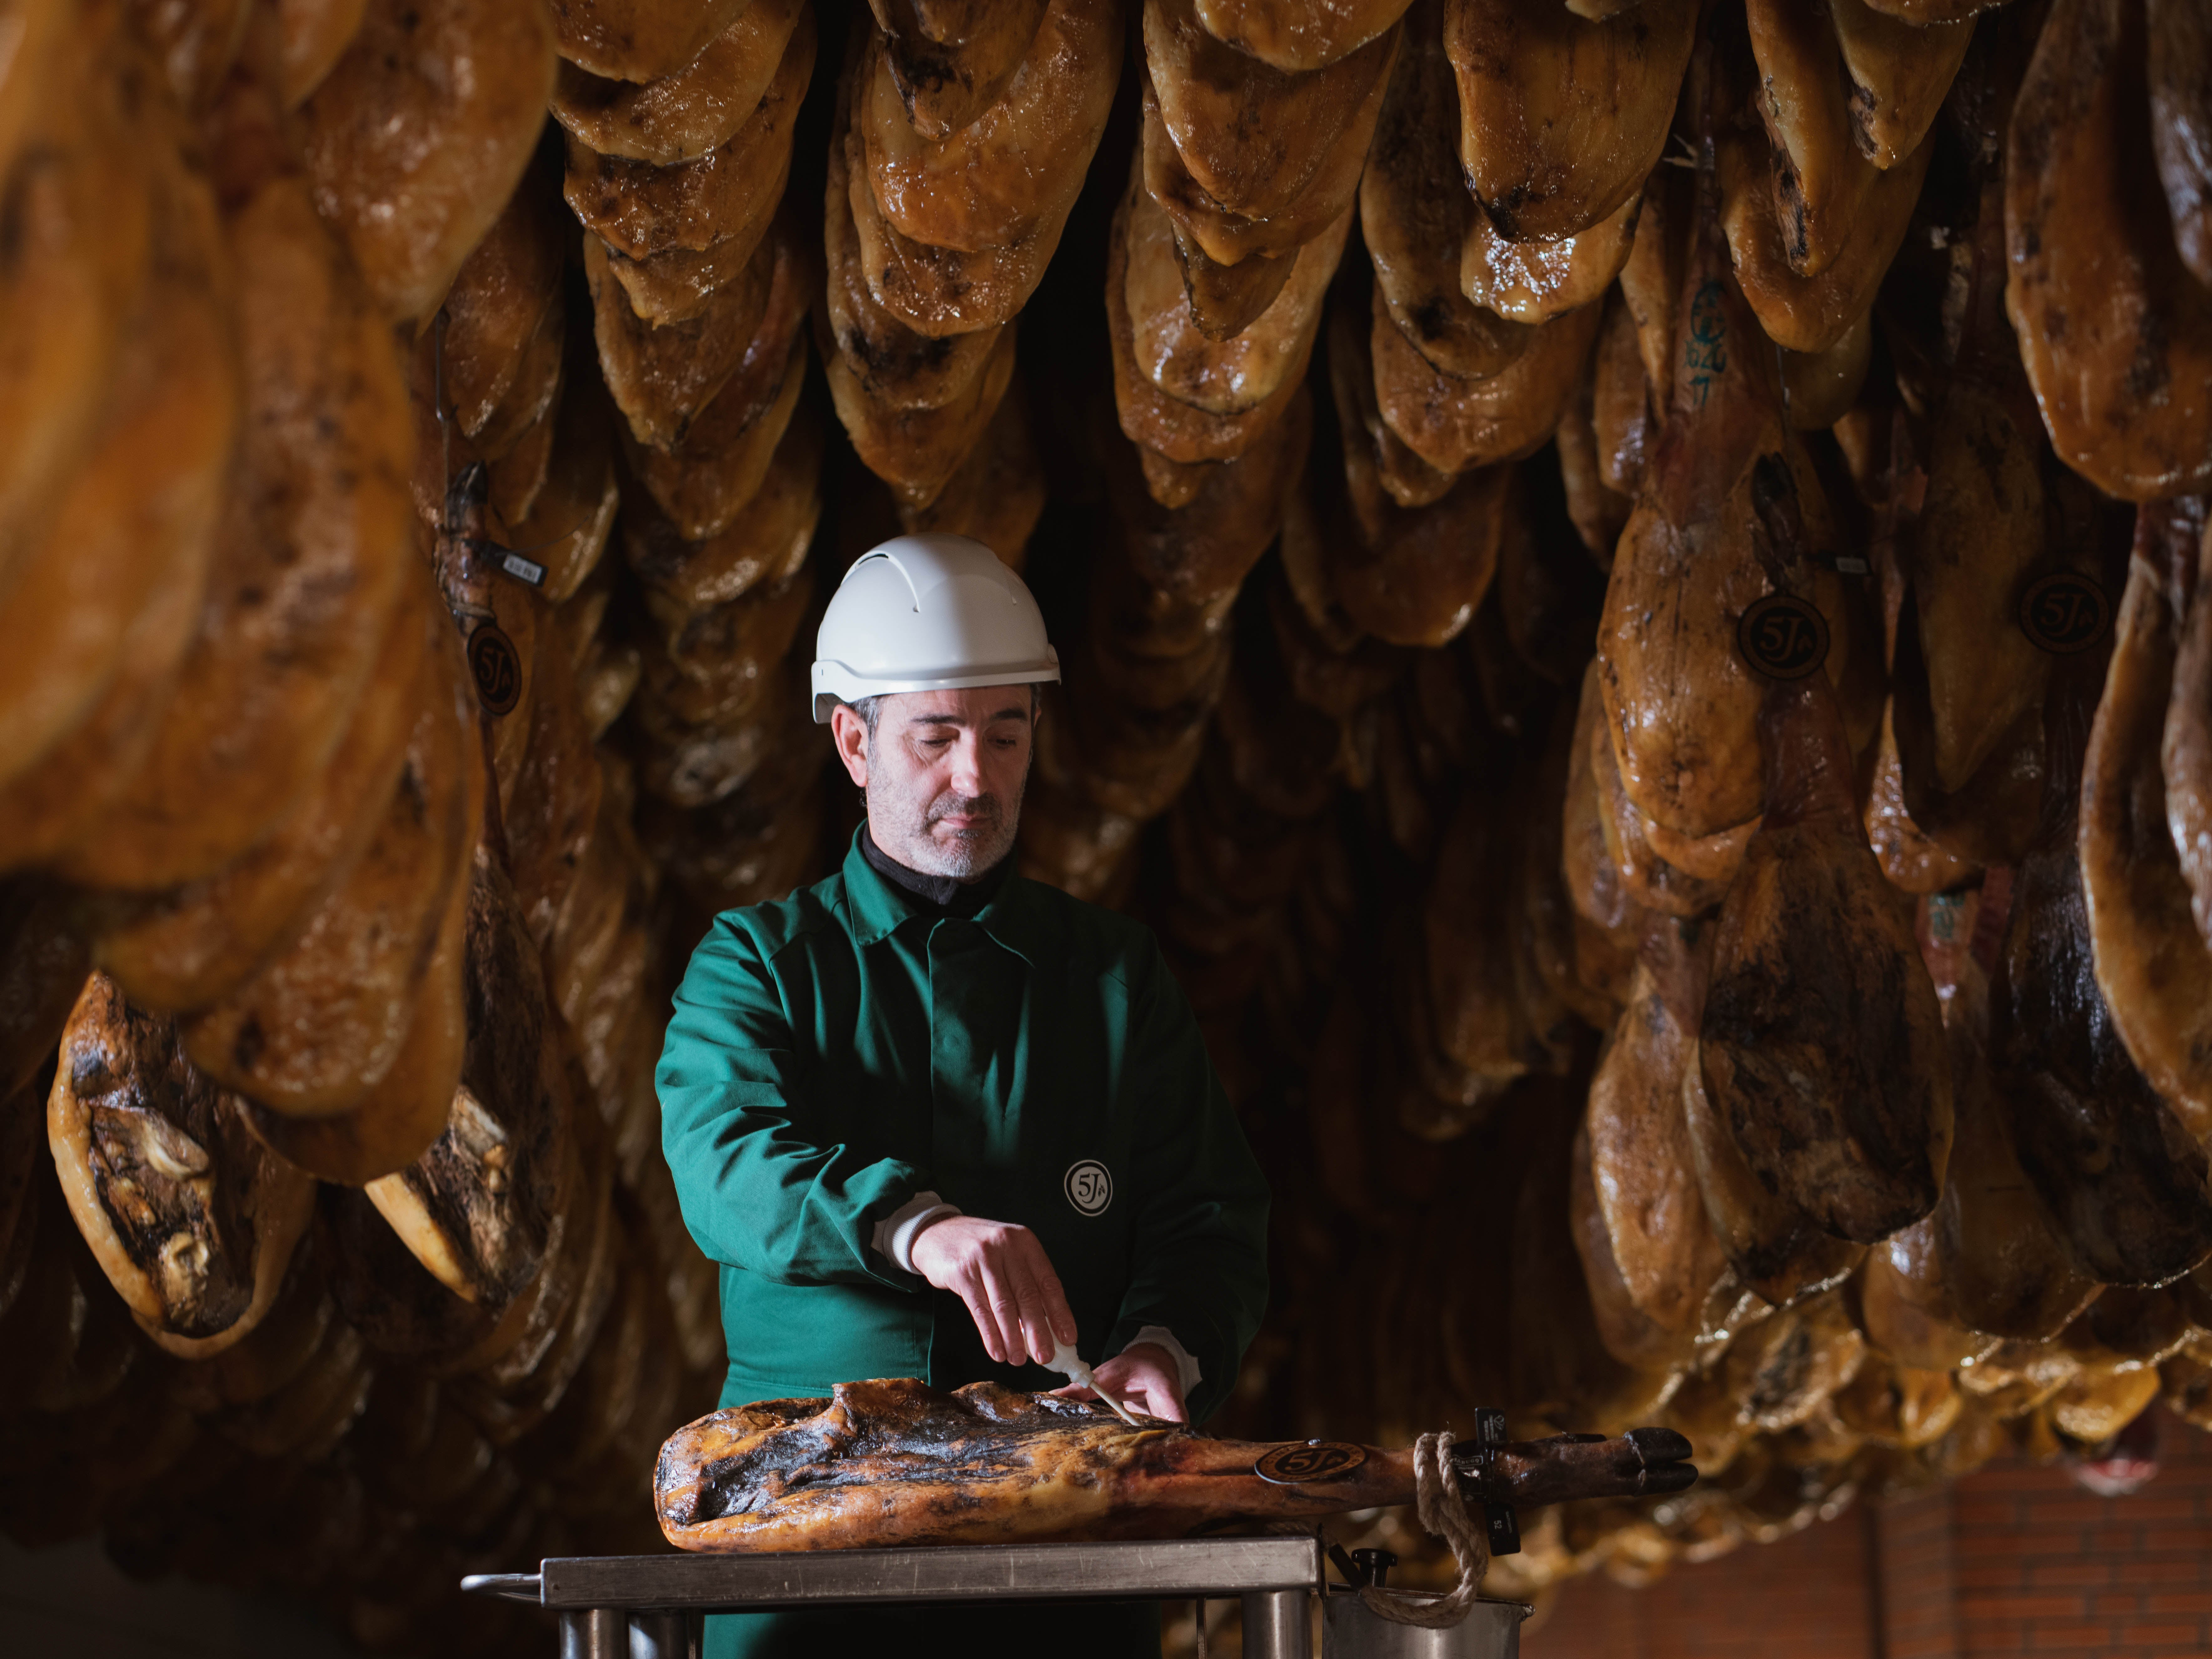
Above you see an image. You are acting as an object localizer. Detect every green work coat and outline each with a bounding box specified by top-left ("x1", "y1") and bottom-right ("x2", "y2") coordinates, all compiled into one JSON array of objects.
[{"x1": 658, "y1": 833, "x2": 1271, "y2": 1658}]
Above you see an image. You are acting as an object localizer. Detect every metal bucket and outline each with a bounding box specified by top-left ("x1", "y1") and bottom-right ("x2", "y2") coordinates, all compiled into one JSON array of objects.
[{"x1": 1320, "y1": 1594, "x2": 1531, "y2": 1659}]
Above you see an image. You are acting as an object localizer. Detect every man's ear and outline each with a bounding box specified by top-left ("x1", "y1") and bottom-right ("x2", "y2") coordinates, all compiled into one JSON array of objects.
[{"x1": 829, "y1": 705, "x2": 870, "y2": 788}]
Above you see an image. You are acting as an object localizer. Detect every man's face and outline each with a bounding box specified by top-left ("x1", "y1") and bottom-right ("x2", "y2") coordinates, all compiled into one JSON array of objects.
[{"x1": 830, "y1": 686, "x2": 1038, "y2": 880}]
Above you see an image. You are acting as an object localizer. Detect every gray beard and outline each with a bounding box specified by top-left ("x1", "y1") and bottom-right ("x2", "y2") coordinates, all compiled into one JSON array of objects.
[{"x1": 868, "y1": 771, "x2": 1026, "y2": 882}]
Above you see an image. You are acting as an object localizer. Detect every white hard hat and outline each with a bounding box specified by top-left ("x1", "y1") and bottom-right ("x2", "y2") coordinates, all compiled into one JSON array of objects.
[{"x1": 810, "y1": 533, "x2": 1061, "y2": 723}]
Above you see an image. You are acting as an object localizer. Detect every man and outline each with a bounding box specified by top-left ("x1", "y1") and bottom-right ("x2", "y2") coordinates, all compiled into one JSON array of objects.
[{"x1": 658, "y1": 534, "x2": 1271, "y2": 1659}]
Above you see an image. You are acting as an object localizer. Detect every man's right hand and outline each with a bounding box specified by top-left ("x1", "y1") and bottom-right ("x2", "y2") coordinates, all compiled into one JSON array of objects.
[{"x1": 908, "y1": 1215, "x2": 1078, "y2": 1368}]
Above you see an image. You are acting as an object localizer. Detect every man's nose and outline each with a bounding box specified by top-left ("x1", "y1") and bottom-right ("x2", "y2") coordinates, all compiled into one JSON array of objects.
[{"x1": 947, "y1": 732, "x2": 987, "y2": 793}]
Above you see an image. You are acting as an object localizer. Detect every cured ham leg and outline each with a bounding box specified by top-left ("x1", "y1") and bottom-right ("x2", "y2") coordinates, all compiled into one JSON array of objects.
[
  {"x1": 300, "y1": 0, "x2": 556, "y2": 323},
  {"x1": 49, "y1": 972, "x2": 315, "y2": 1357},
  {"x1": 657, "y1": 1378, "x2": 1694, "y2": 1553},
  {"x1": 1126, "y1": 175, "x2": 1346, "y2": 421},
  {"x1": 1582, "y1": 936, "x2": 1734, "y2": 1351},
  {"x1": 174, "y1": 619, "x2": 479, "y2": 1118},
  {"x1": 551, "y1": 0, "x2": 805, "y2": 165},
  {"x1": 1441, "y1": 0, "x2": 1695, "y2": 243},
  {"x1": 871, "y1": 0, "x2": 1053, "y2": 140},
  {"x1": 1829, "y1": 0, "x2": 1975, "y2": 170},
  {"x1": 0, "y1": 104, "x2": 233, "y2": 872},
  {"x1": 1893, "y1": 35, "x2": 2056, "y2": 815},
  {"x1": 1360, "y1": 0, "x2": 1527, "y2": 381},
  {"x1": 0, "y1": 0, "x2": 152, "y2": 618},
  {"x1": 0, "y1": 89, "x2": 230, "y2": 813},
  {"x1": 1991, "y1": 652, "x2": 2212, "y2": 1287},
  {"x1": 1700, "y1": 673, "x2": 1954, "y2": 1246},
  {"x1": 1918, "y1": 897, "x2": 2101, "y2": 1342},
  {"x1": 1684, "y1": 1039, "x2": 1863, "y2": 1311},
  {"x1": 1596, "y1": 99, "x2": 1851, "y2": 843},
  {"x1": 863, "y1": 0, "x2": 1119, "y2": 256},
  {"x1": 1716, "y1": 120, "x2": 1929, "y2": 359},
  {"x1": 57, "y1": 158, "x2": 414, "y2": 894},
  {"x1": 621, "y1": 229, "x2": 811, "y2": 543},
  {"x1": 564, "y1": 13, "x2": 810, "y2": 265},
  {"x1": 437, "y1": 152, "x2": 567, "y2": 458},
  {"x1": 1745, "y1": 0, "x2": 1880, "y2": 279},
  {"x1": 1195, "y1": 0, "x2": 1412, "y2": 73},
  {"x1": 1461, "y1": 186, "x2": 1640, "y2": 327},
  {"x1": 1863, "y1": 703, "x2": 1979, "y2": 894},
  {"x1": 1316, "y1": 302, "x2": 1510, "y2": 647},
  {"x1": 363, "y1": 850, "x2": 570, "y2": 1306},
  {"x1": 2079, "y1": 499, "x2": 2212, "y2": 1145},
  {"x1": 847, "y1": 11, "x2": 1102, "y2": 340},
  {"x1": 92, "y1": 587, "x2": 433, "y2": 1018},
  {"x1": 2005, "y1": 0, "x2": 2212, "y2": 500},
  {"x1": 1370, "y1": 284, "x2": 1600, "y2": 482},
  {"x1": 550, "y1": 0, "x2": 745, "y2": 84},
  {"x1": 1146, "y1": 0, "x2": 1396, "y2": 229},
  {"x1": 1885, "y1": 584, "x2": 2045, "y2": 870}
]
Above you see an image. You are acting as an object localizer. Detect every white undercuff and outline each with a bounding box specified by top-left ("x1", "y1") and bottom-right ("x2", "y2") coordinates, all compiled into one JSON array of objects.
[
  {"x1": 1124, "y1": 1326, "x2": 1201, "y2": 1400},
  {"x1": 872, "y1": 1191, "x2": 962, "y2": 1275}
]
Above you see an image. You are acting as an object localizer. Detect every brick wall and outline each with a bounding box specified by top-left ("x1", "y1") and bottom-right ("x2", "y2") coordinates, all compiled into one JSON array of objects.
[
  {"x1": 1522, "y1": 1505, "x2": 1878, "y2": 1659},
  {"x1": 1528, "y1": 1411, "x2": 2212, "y2": 1659},
  {"x1": 1937, "y1": 1414, "x2": 2212, "y2": 1658},
  {"x1": 1878, "y1": 1484, "x2": 1958, "y2": 1659}
]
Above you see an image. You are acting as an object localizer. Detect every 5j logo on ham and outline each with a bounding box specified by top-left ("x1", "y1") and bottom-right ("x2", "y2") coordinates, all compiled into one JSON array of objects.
[
  {"x1": 468, "y1": 622, "x2": 521, "y2": 716},
  {"x1": 2018, "y1": 571, "x2": 2110, "y2": 654},
  {"x1": 1064, "y1": 1161, "x2": 1112, "y2": 1216},
  {"x1": 1252, "y1": 1441, "x2": 1368, "y2": 1485},
  {"x1": 1737, "y1": 593, "x2": 1830, "y2": 681}
]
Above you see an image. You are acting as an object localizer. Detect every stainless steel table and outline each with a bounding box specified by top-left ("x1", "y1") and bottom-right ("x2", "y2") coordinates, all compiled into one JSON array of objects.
[{"x1": 464, "y1": 1535, "x2": 1327, "y2": 1659}]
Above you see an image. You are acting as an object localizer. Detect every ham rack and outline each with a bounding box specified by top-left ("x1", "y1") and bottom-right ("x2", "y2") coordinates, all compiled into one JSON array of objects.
[
  {"x1": 464, "y1": 1415, "x2": 1695, "y2": 1655},
  {"x1": 466, "y1": 1534, "x2": 1332, "y2": 1659},
  {"x1": 463, "y1": 1538, "x2": 1544, "y2": 1658}
]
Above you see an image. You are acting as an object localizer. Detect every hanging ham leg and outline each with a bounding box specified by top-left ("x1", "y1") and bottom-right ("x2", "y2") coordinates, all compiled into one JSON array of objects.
[
  {"x1": 2005, "y1": 0, "x2": 2212, "y2": 501},
  {"x1": 871, "y1": 0, "x2": 1054, "y2": 141},
  {"x1": 48, "y1": 973, "x2": 316, "y2": 1358},
  {"x1": 1699, "y1": 669, "x2": 1955, "y2": 1246},
  {"x1": 1921, "y1": 898, "x2": 2102, "y2": 1342},
  {"x1": 2079, "y1": 498, "x2": 2212, "y2": 1145},
  {"x1": 1596, "y1": 80, "x2": 1852, "y2": 843},
  {"x1": 657, "y1": 1378, "x2": 1694, "y2": 1552},
  {"x1": 1991, "y1": 647, "x2": 2212, "y2": 1287}
]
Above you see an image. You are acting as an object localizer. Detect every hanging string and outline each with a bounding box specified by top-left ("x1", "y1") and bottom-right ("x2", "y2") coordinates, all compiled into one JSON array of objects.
[{"x1": 1357, "y1": 1431, "x2": 1491, "y2": 1628}]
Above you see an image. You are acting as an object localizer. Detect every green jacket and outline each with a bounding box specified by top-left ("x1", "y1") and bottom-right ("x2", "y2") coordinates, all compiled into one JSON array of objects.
[{"x1": 657, "y1": 832, "x2": 1270, "y2": 1425}]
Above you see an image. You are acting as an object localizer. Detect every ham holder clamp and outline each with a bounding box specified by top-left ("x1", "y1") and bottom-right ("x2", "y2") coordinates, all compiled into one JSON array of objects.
[{"x1": 462, "y1": 1378, "x2": 1695, "y2": 1656}]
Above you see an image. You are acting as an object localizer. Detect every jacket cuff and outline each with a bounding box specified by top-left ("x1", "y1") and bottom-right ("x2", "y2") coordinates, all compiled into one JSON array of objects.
[
  {"x1": 871, "y1": 1192, "x2": 962, "y2": 1275},
  {"x1": 1122, "y1": 1326, "x2": 1202, "y2": 1402}
]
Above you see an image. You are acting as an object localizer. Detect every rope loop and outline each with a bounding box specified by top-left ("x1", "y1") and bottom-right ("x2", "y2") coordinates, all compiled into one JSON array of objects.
[{"x1": 1356, "y1": 1431, "x2": 1490, "y2": 1628}]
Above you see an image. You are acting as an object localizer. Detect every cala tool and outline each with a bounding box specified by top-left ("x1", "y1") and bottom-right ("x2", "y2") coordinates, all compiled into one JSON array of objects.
[{"x1": 1047, "y1": 1339, "x2": 1142, "y2": 1426}]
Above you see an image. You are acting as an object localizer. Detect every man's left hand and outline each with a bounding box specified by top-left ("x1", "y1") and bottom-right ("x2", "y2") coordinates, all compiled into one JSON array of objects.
[{"x1": 1047, "y1": 1341, "x2": 1186, "y2": 1423}]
